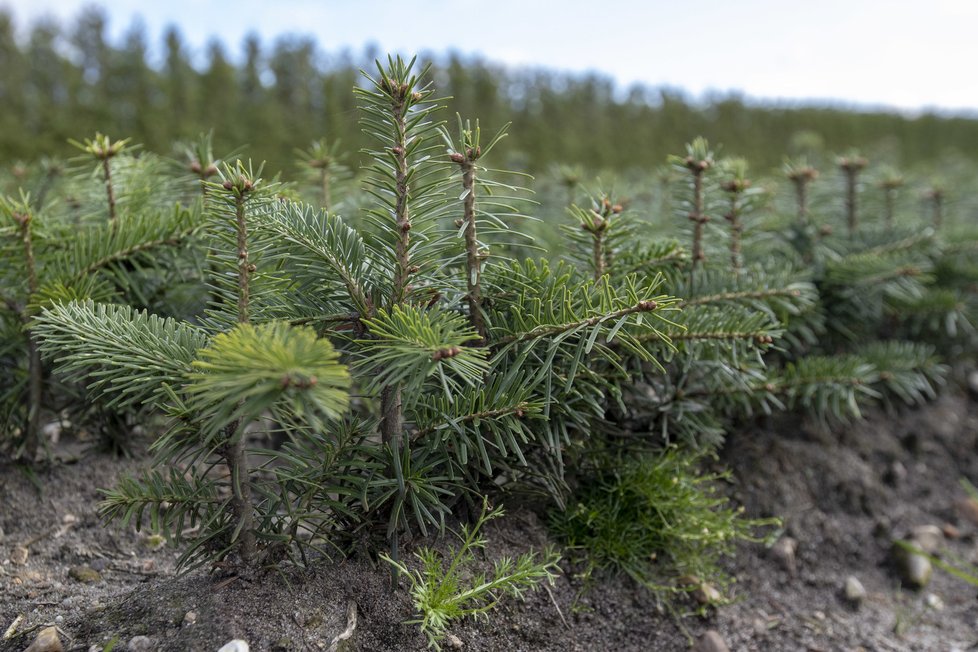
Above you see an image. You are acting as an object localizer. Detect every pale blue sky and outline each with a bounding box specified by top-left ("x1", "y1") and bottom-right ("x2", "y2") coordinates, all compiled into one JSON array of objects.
[{"x1": 2, "y1": 0, "x2": 976, "y2": 113}]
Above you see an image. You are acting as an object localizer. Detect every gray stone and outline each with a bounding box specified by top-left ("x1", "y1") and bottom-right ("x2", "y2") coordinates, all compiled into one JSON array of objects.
[
  {"x1": 127, "y1": 636, "x2": 154, "y2": 652},
  {"x1": 894, "y1": 541, "x2": 932, "y2": 589},
  {"x1": 909, "y1": 525, "x2": 943, "y2": 554},
  {"x1": 924, "y1": 592, "x2": 944, "y2": 610},
  {"x1": 693, "y1": 582, "x2": 722, "y2": 605},
  {"x1": 446, "y1": 633, "x2": 463, "y2": 649},
  {"x1": 844, "y1": 576, "x2": 866, "y2": 604},
  {"x1": 10, "y1": 545, "x2": 28, "y2": 565},
  {"x1": 69, "y1": 565, "x2": 101, "y2": 583},
  {"x1": 770, "y1": 536, "x2": 798, "y2": 575},
  {"x1": 217, "y1": 641, "x2": 250, "y2": 652},
  {"x1": 24, "y1": 627, "x2": 63, "y2": 652},
  {"x1": 182, "y1": 611, "x2": 197, "y2": 627},
  {"x1": 692, "y1": 630, "x2": 730, "y2": 652}
]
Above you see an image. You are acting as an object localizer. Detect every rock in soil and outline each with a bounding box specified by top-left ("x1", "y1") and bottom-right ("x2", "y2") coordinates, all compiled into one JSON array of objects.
[
  {"x1": 844, "y1": 576, "x2": 867, "y2": 605},
  {"x1": 692, "y1": 630, "x2": 730, "y2": 652},
  {"x1": 217, "y1": 641, "x2": 250, "y2": 652},
  {"x1": 909, "y1": 524, "x2": 944, "y2": 553},
  {"x1": 770, "y1": 536, "x2": 798, "y2": 575},
  {"x1": 68, "y1": 565, "x2": 101, "y2": 583},
  {"x1": 10, "y1": 545, "x2": 28, "y2": 565},
  {"x1": 126, "y1": 635, "x2": 154, "y2": 651},
  {"x1": 893, "y1": 542, "x2": 933, "y2": 588},
  {"x1": 446, "y1": 633, "x2": 463, "y2": 648},
  {"x1": 956, "y1": 496, "x2": 978, "y2": 526},
  {"x1": 23, "y1": 626, "x2": 63, "y2": 652}
]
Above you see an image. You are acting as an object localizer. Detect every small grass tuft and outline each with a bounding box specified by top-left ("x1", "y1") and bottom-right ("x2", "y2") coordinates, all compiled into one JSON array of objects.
[
  {"x1": 382, "y1": 497, "x2": 561, "y2": 650},
  {"x1": 550, "y1": 446, "x2": 778, "y2": 604}
]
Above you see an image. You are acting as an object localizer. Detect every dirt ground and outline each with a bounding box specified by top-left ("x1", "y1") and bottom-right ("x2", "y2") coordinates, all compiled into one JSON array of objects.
[{"x1": 2, "y1": 392, "x2": 978, "y2": 651}]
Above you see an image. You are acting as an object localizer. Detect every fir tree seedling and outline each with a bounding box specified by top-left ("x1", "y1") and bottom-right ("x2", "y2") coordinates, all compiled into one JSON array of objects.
[
  {"x1": 837, "y1": 150, "x2": 868, "y2": 237},
  {"x1": 0, "y1": 191, "x2": 42, "y2": 457},
  {"x1": 673, "y1": 137, "x2": 714, "y2": 275},
  {"x1": 295, "y1": 137, "x2": 347, "y2": 211},
  {"x1": 68, "y1": 132, "x2": 131, "y2": 226},
  {"x1": 877, "y1": 166, "x2": 904, "y2": 229}
]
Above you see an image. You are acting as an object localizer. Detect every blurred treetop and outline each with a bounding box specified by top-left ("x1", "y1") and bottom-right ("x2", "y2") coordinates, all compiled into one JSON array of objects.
[{"x1": 2, "y1": 6, "x2": 978, "y2": 176}]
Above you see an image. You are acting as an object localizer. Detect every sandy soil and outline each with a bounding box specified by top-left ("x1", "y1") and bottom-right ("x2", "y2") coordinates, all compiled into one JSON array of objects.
[{"x1": 2, "y1": 393, "x2": 977, "y2": 651}]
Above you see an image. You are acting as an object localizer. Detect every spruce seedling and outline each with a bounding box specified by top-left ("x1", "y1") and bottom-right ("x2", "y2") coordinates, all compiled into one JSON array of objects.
[
  {"x1": 0, "y1": 192, "x2": 41, "y2": 457},
  {"x1": 443, "y1": 115, "x2": 511, "y2": 340},
  {"x1": 877, "y1": 166, "x2": 904, "y2": 229},
  {"x1": 924, "y1": 183, "x2": 945, "y2": 230},
  {"x1": 68, "y1": 132, "x2": 131, "y2": 226},
  {"x1": 837, "y1": 151, "x2": 868, "y2": 237},
  {"x1": 295, "y1": 137, "x2": 346, "y2": 211},
  {"x1": 672, "y1": 137, "x2": 714, "y2": 277},
  {"x1": 719, "y1": 158, "x2": 751, "y2": 276}
]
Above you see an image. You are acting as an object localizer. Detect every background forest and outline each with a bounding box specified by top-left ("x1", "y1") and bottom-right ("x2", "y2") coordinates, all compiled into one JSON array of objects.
[{"x1": 2, "y1": 6, "x2": 978, "y2": 177}]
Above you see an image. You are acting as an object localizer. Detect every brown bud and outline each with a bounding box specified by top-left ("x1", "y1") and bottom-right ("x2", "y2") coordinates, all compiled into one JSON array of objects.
[
  {"x1": 11, "y1": 211, "x2": 31, "y2": 226},
  {"x1": 611, "y1": 204, "x2": 623, "y2": 214},
  {"x1": 392, "y1": 145, "x2": 404, "y2": 156},
  {"x1": 454, "y1": 218, "x2": 464, "y2": 227},
  {"x1": 515, "y1": 408, "x2": 525, "y2": 418},
  {"x1": 223, "y1": 180, "x2": 234, "y2": 190},
  {"x1": 408, "y1": 265, "x2": 420, "y2": 274},
  {"x1": 411, "y1": 91, "x2": 423, "y2": 101},
  {"x1": 432, "y1": 345, "x2": 462, "y2": 361},
  {"x1": 637, "y1": 300, "x2": 658, "y2": 311},
  {"x1": 450, "y1": 152, "x2": 465, "y2": 164},
  {"x1": 189, "y1": 160, "x2": 202, "y2": 174},
  {"x1": 247, "y1": 264, "x2": 257, "y2": 272},
  {"x1": 400, "y1": 221, "x2": 412, "y2": 232},
  {"x1": 204, "y1": 164, "x2": 218, "y2": 178}
]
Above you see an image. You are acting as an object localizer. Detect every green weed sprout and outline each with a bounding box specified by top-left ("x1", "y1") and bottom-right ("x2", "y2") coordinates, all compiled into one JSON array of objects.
[{"x1": 382, "y1": 498, "x2": 561, "y2": 650}]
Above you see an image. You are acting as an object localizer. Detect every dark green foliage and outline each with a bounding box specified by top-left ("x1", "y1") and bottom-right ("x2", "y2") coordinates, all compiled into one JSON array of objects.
[{"x1": 551, "y1": 447, "x2": 776, "y2": 597}]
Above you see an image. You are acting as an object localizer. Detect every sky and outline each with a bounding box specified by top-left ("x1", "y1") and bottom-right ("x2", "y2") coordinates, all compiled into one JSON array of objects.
[{"x1": 2, "y1": 0, "x2": 976, "y2": 114}]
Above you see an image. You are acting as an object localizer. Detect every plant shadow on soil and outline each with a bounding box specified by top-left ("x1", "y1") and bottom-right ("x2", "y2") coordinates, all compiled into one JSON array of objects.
[{"x1": 2, "y1": 392, "x2": 978, "y2": 651}]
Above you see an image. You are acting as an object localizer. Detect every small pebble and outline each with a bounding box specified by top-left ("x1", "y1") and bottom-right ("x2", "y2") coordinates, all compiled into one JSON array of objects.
[
  {"x1": 909, "y1": 525, "x2": 943, "y2": 554},
  {"x1": 10, "y1": 545, "x2": 29, "y2": 565},
  {"x1": 24, "y1": 626, "x2": 64, "y2": 652},
  {"x1": 770, "y1": 536, "x2": 798, "y2": 575},
  {"x1": 127, "y1": 636, "x2": 154, "y2": 652},
  {"x1": 446, "y1": 633, "x2": 463, "y2": 649},
  {"x1": 956, "y1": 497, "x2": 978, "y2": 526},
  {"x1": 943, "y1": 523, "x2": 961, "y2": 539},
  {"x1": 54, "y1": 615, "x2": 64, "y2": 625},
  {"x1": 693, "y1": 582, "x2": 722, "y2": 605},
  {"x1": 893, "y1": 542, "x2": 932, "y2": 589},
  {"x1": 62, "y1": 514, "x2": 78, "y2": 525},
  {"x1": 69, "y1": 565, "x2": 101, "y2": 583},
  {"x1": 183, "y1": 610, "x2": 198, "y2": 627},
  {"x1": 218, "y1": 641, "x2": 250, "y2": 652},
  {"x1": 844, "y1": 576, "x2": 866, "y2": 605},
  {"x1": 692, "y1": 630, "x2": 730, "y2": 652},
  {"x1": 924, "y1": 592, "x2": 944, "y2": 610}
]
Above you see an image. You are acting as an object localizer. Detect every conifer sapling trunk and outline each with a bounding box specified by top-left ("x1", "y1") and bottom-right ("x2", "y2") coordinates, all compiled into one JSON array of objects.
[
  {"x1": 223, "y1": 171, "x2": 259, "y2": 563},
  {"x1": 15, "y1": 206, "x2": 41, "y2": 456}
]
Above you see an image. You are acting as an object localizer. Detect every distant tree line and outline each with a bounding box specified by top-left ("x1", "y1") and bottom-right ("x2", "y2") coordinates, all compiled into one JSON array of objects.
[{"x1": 2, "y1": 6, "x2": 977, "y2": 176}]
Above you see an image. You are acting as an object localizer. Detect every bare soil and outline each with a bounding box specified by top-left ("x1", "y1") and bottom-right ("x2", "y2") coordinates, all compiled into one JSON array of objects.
[{"x1": 2, "y1": 392, "x2": 978, "y2": 651}]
